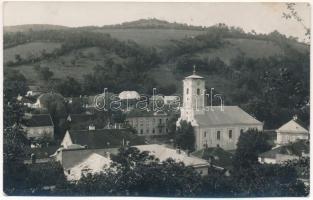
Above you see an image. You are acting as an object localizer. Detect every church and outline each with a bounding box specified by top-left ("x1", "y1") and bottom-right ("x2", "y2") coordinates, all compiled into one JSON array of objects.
[{"x1": 176, "y1": 67, "x2": 263, "y2": 150}]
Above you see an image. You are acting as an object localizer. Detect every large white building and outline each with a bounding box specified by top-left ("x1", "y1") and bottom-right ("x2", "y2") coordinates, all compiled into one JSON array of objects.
[{"x1": 176, "y1": 69, "x2": 263, "y2": 150}]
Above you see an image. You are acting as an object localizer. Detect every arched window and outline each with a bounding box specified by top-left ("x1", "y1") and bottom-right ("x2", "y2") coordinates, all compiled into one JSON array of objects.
[
  {"x1": 197, "y1": 88, "x2": 200, "y2": 95},
  {"x1": 186, "y1": 88, "x2": 189, "y2": 94}
]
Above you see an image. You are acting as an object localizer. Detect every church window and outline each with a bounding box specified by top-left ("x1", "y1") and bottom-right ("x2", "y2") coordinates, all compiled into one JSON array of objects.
[
  {"x1": 140, "y1": 129, "x2": 143, "y2": 134},
  {"x1": 186, "y1": 88, "x2": 189, "y2": 94},
  {"x1": 229, "y1": 130, "x2": 233, "y2": 139},
  {"x1": 159, "y1": 119, "x2": 162, "y2": 124},
  {"x1": 217, "y1": 131, "x2": 221, "y2": 140},
  {"x1": 197, "y1": 88, "x2": 200, "y2": 95},
  {"x1": 204, "y1": 131, "x2": 207, "y2": 138}
]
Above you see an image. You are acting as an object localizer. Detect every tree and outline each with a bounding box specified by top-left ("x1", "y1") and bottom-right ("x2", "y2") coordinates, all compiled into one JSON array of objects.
[
  {"x1": 56, "y1": 76, "x2": 82, "y2": 97},
  {"x1": 233, "y1": 129, "x2": 272, "y2": 169},
  {"x1": 175, "y1": 120, "x2": 195, "y2": 151},
  {"x1": 37, "y1": 67, "x2": 54, "y2": 80},
  {"x1": 4, "y1": 70, "x2": 28, "y2": 101}
]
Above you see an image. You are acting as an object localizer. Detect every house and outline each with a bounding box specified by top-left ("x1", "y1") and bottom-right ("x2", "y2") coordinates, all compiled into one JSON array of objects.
[
  {"x1": 258, "y1": 139, "x2": 309, "y2": 164},
  {"x1": 126, "y1": 110, "x2": 169, "y2": 136},
  {"x1": 16, "y1": 95, "x2": 39, "y2": 109},
  {"x1": 22, "y1": 114, "x2": 54, "y2": 141},
  {"x1": 52, "y1": 147, "x2": 114, "y2": 181},
  {"x1": 134, "y1": 144, "x2": 210, "y2": 176},
  {"x1": 60, "y1": 127, "x2": 146, "y2": 149},
  {"x1": 276, "y1": 116, "x2": 309, "y2": 145},
  {"x1": 176, "y1": 68, "x2": 263, "y2": 150},
  {"x1": 26, "y1": 85, "x2": 43, "y2": 97},
  {"x1": 66, "y1": 113, "x2": 97, "y2": 130}
]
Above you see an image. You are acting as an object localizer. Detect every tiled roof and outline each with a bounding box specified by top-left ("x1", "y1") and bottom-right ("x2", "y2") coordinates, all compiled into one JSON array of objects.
[
  {"x1": 277, "y1": 119, "x2": 309, "y2": 134},
  {"x1": 195, "y1": 106, "x2": 262, "y2": 127},
  {"x1": 23, "y1": 114, "x2": 54, "y2": 127},
  {"x1": 66, "y1": 153, "x2": 112, "y2": 181},
  {"x1": 68, "y1": 129, "x2": 146, "y2": 149},
  {"x1": 259, "y1": 140, "x2": 309, "y2": 159},
  {"x1": 134, "y1": 144, "x2": 209, "y2": 167}
]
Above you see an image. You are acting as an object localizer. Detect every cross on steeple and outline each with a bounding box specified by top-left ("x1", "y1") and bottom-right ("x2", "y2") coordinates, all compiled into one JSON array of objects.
[{"x1": 193, "y1": 65, "x2": 196, "y2": 75}]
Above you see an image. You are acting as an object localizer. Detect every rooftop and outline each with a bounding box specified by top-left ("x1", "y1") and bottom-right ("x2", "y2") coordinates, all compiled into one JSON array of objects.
[
  {"x1": 191, "y1": 147, "x2": 234, "y2": 170},
  {"x1": 195, "y1": 106, "x2": 262, "y2": 127},
  {"x1": 134, "y1": 144, "x2": 209, "y2": 168},
  {"x1": 259, "y1": 140, "x2": 309, "y2": 159},
  {"x1": 118, "y1": 91, "x2": 140, "y2": 100},
  {"x1": 67, "y1": 129, "x2": 146, "y2": 149},
  {"x1": 277, "y1": 119, "x2": 309, "y2": 134},
  {"x1": 23, "y1": 114, "x2": 54, "y2": 127},
  {"x1": 66, "y1": 152, "x2": 112, "y2": 181}
]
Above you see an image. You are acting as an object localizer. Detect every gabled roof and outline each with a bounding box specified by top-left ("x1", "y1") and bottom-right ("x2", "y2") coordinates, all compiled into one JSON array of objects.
[
  {"x1": 195, "y1": 106, "x2": 262, "y2": 127},
  {"x1": 134, "y1": 144, "x2": 209, "y2": 167},
  {"x1": 277, "y1": 119, "x2": 309, "y2": 134},
  {"x1": 259, "y1": 140, "x2": 309, "y2": 159},
  {"x1": 191, "y1": 147, "x2": 233, "y2": 170},
  {"x1": 67, "y1": 153, "x2": 112, "y2": 181},
  {"x1": 23, "y1": 114, "x2": 54, "y2": 127},
  {"x1": 67, "y1": 129, "x2": 145, "y2": 149}
]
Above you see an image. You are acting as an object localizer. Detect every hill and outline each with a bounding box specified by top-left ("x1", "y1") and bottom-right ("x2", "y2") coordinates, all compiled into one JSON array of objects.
[
  {"x1": 4, "y1": 24, "x2": 69, "y2": 33},
  {"x1": 4, "y1": 19, "x2": 310, "y2": 130}
]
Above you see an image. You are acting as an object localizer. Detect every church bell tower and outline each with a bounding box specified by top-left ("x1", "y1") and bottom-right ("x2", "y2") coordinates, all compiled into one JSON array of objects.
[{"x1": 177, "y1": 65, "x2": 205, "y2": 126}]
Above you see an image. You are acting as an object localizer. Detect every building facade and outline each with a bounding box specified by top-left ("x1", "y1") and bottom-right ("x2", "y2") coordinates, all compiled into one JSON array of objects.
[
  {"x1": 177, "y1": 69, "x2": 263, "y2": 150},
  {"x1": 127, "y1": 111, "x2": 169, "y2": 136},
  {"x1": 276, "y1": 117, "x2": 309, "y2": 145},
  {"x1": 22, "y1": 114, "x2": 54, "y2": 141}
]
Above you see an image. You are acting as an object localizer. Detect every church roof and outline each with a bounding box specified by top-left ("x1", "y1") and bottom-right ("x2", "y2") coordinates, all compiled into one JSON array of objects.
[
  {"x1": 277, "y1": 119, "x2": 309, "y2": 134},
  {"x1": 194, "y1": 106, "x2": 262, "y2": 127},
  {"x1": 185, "y1": 74, "x2": 204, "y2": 79}
]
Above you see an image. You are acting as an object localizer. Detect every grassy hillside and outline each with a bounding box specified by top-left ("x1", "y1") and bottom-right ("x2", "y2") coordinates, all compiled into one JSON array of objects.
[
  {"x1": 93, "y1": 28, "x2": 205, "y2": 48},
  {"x1": 4, "y1": 20, "x2": 309, "y2": 91},
  {"x1": 4, "y1": 42, "x2": 62, "y2": 63}
]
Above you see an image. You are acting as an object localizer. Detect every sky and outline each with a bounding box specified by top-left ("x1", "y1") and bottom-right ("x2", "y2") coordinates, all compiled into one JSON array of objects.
[{"x1": 3, "y1": 2, "x2": 311, "y2": 42}]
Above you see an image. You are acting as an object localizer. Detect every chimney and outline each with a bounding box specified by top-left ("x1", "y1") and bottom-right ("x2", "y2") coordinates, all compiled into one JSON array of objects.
[
  {"x1": 89, "y1": 124, "x2": 95, "y2": 131},
  {"x1": 31, "y1": 153, "x2": 36, "y2": 164},
  {"x1": 105, "y1": 152, "x2": 110, "y2": 159}
]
